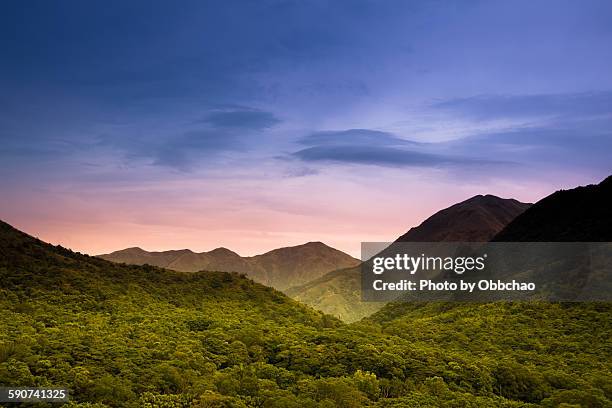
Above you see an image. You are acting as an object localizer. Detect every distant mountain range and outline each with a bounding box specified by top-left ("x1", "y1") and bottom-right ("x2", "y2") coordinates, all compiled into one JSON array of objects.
[
  {"x1": 288, "y1": 194, "x2": 531, "y2": 322},
  {"x1": 99, "y1": 241, "x2": 360, "y2": 291}
]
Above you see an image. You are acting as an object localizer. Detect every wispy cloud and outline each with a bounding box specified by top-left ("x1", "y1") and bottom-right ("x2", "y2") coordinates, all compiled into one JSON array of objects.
[
  {"x1": 292, "y1": 129, "x2": 506, "y2": 168},
  {"x1": 298, "y1": 129, "x2": 420, "y2": 147},
  {"x1": 291, "y1": 94, "x2": 612, "y2": 172},
  {"x1": 442, "y1": 120, "x2": 612, "y2": 170},
  {"x1": 294, "y1": 145, "x2": 474, "y2": 167},
  {"x1": 94, "y1": 107, "x2": 282, "y2": 171},
  {"x1": 424, "y1": 92, "x2": 612, "y2": 174},
  {"x1": 432, "y1": 91, "x2": 612, "y2": 121},
  {"x1": 151, "y1": 130, "x2": 247, "y2": 170}
]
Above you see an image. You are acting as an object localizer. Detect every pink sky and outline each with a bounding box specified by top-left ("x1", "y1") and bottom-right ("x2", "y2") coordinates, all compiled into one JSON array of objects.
[{"x1": 2, "y1": 167, "x2": 598, "y2": 258}]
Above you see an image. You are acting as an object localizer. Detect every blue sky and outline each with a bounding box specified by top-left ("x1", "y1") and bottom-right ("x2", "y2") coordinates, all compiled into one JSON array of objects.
[{"x1": 1, "y1": 0, "x2": 611, "y2": 256}]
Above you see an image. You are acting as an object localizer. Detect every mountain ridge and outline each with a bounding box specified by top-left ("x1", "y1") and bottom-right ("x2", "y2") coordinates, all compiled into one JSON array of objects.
[
  {"x1": 493, "y1": 175, "x2": 612, "y2": 242},
  {"x1": 288, "y1": 194, "x2": 531, "y2": 322},
  {"x1": 99, "y1": 240, "x2": 360, "y2": 291},
  {"x1": 397, "y1": 194, "x2": 531, "y2": 242}
]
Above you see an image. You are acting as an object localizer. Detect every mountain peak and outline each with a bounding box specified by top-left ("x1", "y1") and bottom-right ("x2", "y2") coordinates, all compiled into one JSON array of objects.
[
  {"x1": 397, "y1": 194, "x2": 531, "y2": 242},
  {"x1": 464, "y1": 193, "x2": 521, "y2": 204},
  {"x1": 168, "y1": 248, "x2": 194, "y2": 254},
  {"x1": 302, "y1": 241, "x2": 329, "y2": 249},
  {"x1": 256, "y1": 241, "x2": 339, "y2": 257},
  {"x1": 207, "y1": 247, "x2": 241, "y2": 257},
  {"x1": 122, "y1": 246, "x2": 147, "y2": 254}
]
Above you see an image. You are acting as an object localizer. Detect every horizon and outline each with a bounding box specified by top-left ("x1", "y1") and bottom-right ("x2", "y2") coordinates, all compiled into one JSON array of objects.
[
  {"x1": 1, "y1": 1, "x2": 611, "y2": 257},
  {"x1": 0, "y1": 188, "x2": 556, "y2": 259}
]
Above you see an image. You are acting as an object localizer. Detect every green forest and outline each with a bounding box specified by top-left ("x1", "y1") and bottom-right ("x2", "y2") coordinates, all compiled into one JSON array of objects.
[{"x1": 0, "y1": 221, "x2": 610, "y2": 407}]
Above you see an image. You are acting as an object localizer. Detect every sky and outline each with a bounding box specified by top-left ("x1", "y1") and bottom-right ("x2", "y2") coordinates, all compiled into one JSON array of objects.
[{"x1": 1, "y1": 0, "x2": 611, "y2": 257}]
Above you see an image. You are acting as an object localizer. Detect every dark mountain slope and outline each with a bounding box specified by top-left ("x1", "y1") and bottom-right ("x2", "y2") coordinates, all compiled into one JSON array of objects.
[
  {"x1": 398, "y1": 194, "x2": 531, "y2": 242},
  {"x1": 493, "y1": 175, "x2": 612, "y2": 241}
]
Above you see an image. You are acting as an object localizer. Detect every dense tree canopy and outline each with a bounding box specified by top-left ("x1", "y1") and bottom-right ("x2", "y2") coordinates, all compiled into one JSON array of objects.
[{"x1": 0, "y1": 222, "x2": 610, "y2": 407}]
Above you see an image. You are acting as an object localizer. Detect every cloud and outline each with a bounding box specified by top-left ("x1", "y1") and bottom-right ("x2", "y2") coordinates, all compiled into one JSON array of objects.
[
  {"x1": 298, "y1": 128, "x2": 420, "y2": 147},
  {"x1": 202, "y1": 108, "x2": 281, "y2": 130},
  {"x1": 408, "y1": 91, "x2": 612, "y2": 175},
  {"x1": 97, "y1": 129, "x2": 247, "y2": 171},
  {"x1": 152, "y1": 130, "x2": 245, "y2": 170},
  {"x1": 443, "y1": 120, "x2": 612, "y2": 170},
  {"x1": 432, "y1": 91, "x2": 612, "y2": 121},
  {"x1": 292, "y1": 128, "x2": 513, "y2": 168},
  {"x1": 283, "y1": 167, "x2": 319, "y2": 178},
  {"x1": 95, "y1": 107, "x2": 283, "y2": 171},
  {"x1": 292, "y1": 145, "x2": 498, "y2": 168}
]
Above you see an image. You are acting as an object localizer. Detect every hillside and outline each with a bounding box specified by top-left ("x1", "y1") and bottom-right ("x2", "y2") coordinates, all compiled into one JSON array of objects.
[
  {"x1": 398, "y1": 195, "x2": 531, "y2": 242},
  {"x1": 369, "y1": 176, "x2": 612, "y2": 313},
  {"x1": 99, "y1": 242, "x2": 359, "y2": 291},
  {"x1": 285, "y1": 267, "x2": 384, "y2": 324},
  {"x1": 1, "y1": 220, "x2": 611, "y2": 407},
  {"x1": 288, "y1": 195, "x2": 531, "y2": 322},
  {"x1": 357, "y1": 301, "x2": 611, "y2": 407},
  {"x1": 493, "y1": 175, "x2": 612, "y2": 241},
  {"x1": 362, "y1": 176, "x2": 612, "y2": 406}
]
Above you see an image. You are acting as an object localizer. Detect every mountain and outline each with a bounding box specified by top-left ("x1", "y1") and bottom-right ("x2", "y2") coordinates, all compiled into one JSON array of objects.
[
  {"x1": 397, "y1": 194, "x2": 531, "y2": 242},
  {"x1": 2, "y1": 219, "x2": 610, "y2": 407},
  {"x1": 361, "y1": 176, "x2": 612, "y2": 406},
  {"x1": 287, "y1": 195, "x2": 531, "y2": 322},
  {"x1": 246, "y1": 241, "x2": 361, "y2": 290},
  {"x1": 493, "y1": 175, "x2": 612, "y2": 242},
  {"x1": 99, "y1": 241, "x2": 360, "y2": 291}
]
